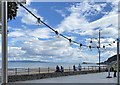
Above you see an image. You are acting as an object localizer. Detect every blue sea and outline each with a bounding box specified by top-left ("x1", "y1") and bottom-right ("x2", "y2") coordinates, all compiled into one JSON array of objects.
[{"x1": 0, "y1": 61, "x2": 102, "y2": 69}]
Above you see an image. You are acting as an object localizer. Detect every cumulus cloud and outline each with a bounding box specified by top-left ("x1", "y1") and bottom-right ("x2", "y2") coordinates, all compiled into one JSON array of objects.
[
  {"x1": 8, "y1": 31, "x2": 25, "y2": 38},
  {"x1": 17, "y1": 5, "x2": 43, "y2": 25},
  {"x1": 8, "y1": 26, "x2": 99, "y2": 62},
  {"x1": 28, "y1": 28, "x2": 52, "y2": 38},
  {"x1": 57, "y1": 2, "x2": 118, "y2": 35},
  {"x1": 87, "y1": 14, "x2": 118, "y2": 30},
  {"x1": 7, "y1": 1, "x2": 119, "y2": 63}
]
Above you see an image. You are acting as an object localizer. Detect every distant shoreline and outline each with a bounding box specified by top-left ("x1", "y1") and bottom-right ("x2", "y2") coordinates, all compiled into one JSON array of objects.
[{"x1": 8, "y1": 60, "x2": 49, "y2": 63}]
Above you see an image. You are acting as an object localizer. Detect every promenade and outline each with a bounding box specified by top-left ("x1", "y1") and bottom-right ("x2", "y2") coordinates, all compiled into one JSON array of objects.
[
  {"x1": 17, "y1": 72, "x2": 117, "y2": 83},
  {"x1": 0, "y1": 66, "x2": 107, "y2": 82}
]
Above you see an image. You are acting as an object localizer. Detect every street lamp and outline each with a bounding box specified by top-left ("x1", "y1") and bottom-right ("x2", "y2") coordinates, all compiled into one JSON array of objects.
[
  {"x1": 98, "y1": 30, "x2": 101, "y2": 72},
  {"x1": 90, "y1": 30, "x2": 116, "y2": 73},
  {"x1": 117, "y1": 38, "x2": 119, "y2": 85},
  {"x1": 89, "y1": 30, "x2": 101, "y2": 72}
]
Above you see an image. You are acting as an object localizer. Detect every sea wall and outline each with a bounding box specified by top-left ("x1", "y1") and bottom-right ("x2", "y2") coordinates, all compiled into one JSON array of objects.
[{"x1": 8, "y1": 69, "x2": 106, "y2": 82}]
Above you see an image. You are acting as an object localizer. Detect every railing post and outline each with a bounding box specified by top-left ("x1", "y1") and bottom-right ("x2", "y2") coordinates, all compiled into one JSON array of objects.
[
  {"x1": 69, "y1": 66, "x2": 70, "y2": 72},
  {"x1": 48, "y1": 67, "x2": 49, "y2": 73},
  {"x1": 95, "y1": 66, "x2": 96, "y2": 70},
  {"x1": 39, "y1": 67, "x2": 40, "y2": 74},
  {"x1": 28, "y1": 68, "x2": 29, "y2": 75},
  {"x1": 84, "y1": 66, "x2": 85, "y2": 71},
  {"x1": 101, "y1": 66, "x2": 103, "y2": 71},
  {"x1": 15, "y1": 68, "x2": 17, "y2": 75}
]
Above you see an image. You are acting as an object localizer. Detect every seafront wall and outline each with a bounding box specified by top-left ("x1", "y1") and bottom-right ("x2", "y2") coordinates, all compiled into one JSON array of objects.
[{"x1": 8, "y1": 69, "x2": 106, "y2": 82}]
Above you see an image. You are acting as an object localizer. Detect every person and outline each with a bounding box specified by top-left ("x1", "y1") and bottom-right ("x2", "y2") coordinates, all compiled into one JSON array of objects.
[
  {"x1": 78, "y1": 64, "x2": 82, "y2": 71},
  {"x1": 73, "y1": 65, "x2": 76, "y2": 71},
  {"x1": 56, "y1": 65, "x2": 60, "y2": 72},
  {"x1": 60, "y1": 66, "x2": 64, "y2": 72},
  {"x1": 112, "y1": 62, "x2": 117, "y2": 77}
]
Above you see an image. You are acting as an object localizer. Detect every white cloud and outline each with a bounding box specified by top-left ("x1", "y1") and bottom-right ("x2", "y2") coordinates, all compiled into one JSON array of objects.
[
  {"x1": 8, "y1": 27, "x2": 99, "y2": 62},
  {"x1": 55, "y1": 9, "x2": 66, "y2": 18},
  {"x1": 57, "y1": 2, "x2": 118, "y2": 35},
  {"x1": 8, "y1": 2, "x2": 119, "y2": 63},
  {"x1": 87, "y1": 14, "x2": 118, "y2": 30},
  {"x1": 26, "y1": 0, "x2": 33, "y2": 5},
  {"x1": 18, "y1": 5, "x2": 43, "y2": 25},
  {"x1": 57, "y1": 13, "x2": 88, "y2": 33},
  {"x1": 8, "y1": 31, "x2": 25, "y2": 38},
  {"x1": 28, "y1": 28, "x2": 52, "y2": 38}
]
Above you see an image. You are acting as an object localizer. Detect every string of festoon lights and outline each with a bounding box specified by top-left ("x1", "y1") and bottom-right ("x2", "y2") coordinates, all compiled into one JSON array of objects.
[{"x1": 18, "y1": 3, "x2": 116, "y2": 51}]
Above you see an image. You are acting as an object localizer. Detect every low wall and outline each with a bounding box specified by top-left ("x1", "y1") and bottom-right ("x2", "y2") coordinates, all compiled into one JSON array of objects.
[{"x1": 8, "y1": 69, "x2": 106, "y2": 82}]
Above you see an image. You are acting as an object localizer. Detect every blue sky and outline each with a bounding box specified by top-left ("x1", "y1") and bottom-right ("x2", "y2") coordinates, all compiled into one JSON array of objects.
[{"x1": 5, "y1": 1, "x2": 119, "y2": 63}]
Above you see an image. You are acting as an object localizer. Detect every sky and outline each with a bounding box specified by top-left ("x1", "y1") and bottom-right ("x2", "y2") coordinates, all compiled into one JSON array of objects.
[{"x1": 1, "y1": 0, "x2": 120, "y2": 63}]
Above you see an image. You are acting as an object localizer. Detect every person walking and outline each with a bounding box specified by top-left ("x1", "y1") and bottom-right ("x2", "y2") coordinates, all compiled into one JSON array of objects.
[
  {"x1": 78, "y1": 64, "x2": 82, "y2": 71},
  {"x1": 73, "y1": 65, "x2": 76, "y2": 71},
  {"x1": 112, "y1": 62, "x2": 117, "y2": 77}
]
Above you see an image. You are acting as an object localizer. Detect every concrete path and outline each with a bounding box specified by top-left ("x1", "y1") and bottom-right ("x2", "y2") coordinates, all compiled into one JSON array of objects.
[{"x1": 16, "y1": 72, "x2": 118, "y2": 83}]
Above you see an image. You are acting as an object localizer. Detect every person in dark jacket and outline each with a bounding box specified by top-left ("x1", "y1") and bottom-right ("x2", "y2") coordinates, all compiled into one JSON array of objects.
[
  {"x1": 73, "y1": 65, "x2": 76, "y2": 71},
  {"x1": 60, "y1": 66, "x2": 64, "y2": 72},
  {"x1": 56, "y1": 65, "x2": 60, "y2": 72}
]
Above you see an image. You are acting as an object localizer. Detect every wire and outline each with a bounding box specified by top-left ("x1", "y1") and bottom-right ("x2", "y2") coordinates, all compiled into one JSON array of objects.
[{"x1": 18, "y1": 3, "x2": 116, "y2": 50}]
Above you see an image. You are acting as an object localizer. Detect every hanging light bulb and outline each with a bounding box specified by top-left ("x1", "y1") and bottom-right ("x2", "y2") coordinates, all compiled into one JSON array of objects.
[
  {"x1": 89, "y1": 46, "x2": 92, "y2": 51},
  {"x1": 103, "y1": 46, "x2": 105, "y2": 49},
  {"x1": 68, "y1": 39, "x2": 72, "y2": 45},
  {"x1": 90, "y1": 38, "x2": 92, "y2": 43},
  {"x1": 37, "y1": 18, "x2": 41, "y2": 23},
  {"x1": 55, "y1": 31, "x2": 58, "y2": 35},
  {"x1": 55, "y1": 31, "x2": 59, "y2": 38},
  {"x1": 97, "y1": 46, "x2": 99, "y2": 49},
  {"x1": 113, "y1": 41, "x2": 115, "y2": 43},
  {"x1": 79, "y1": 43, "x2": 82, "y2": 49},
  {"x1": 80, "y1": 44, "x2": 82, "y2": 47},
  {"x1": 69, "y1": 39, "x2": 71, "y2": 43},
  {"x1": 36, "y1": 18, "x2": 41, "y2": 26}
]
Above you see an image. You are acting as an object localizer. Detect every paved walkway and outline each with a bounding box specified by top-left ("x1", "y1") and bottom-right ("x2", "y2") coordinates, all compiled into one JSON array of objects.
[{"x1": 17, "y1": 72, "x2": 118, "y2": 83}]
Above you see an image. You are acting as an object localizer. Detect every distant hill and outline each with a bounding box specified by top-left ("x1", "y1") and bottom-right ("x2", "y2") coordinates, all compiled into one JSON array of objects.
[{"x1": 105, "y1": 54, "x2": 120, "y2": 63}]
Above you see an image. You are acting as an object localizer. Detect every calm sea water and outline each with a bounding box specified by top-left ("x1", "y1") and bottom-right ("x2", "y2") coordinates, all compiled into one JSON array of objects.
[{"x1": 0, "y1": 61, "x2": 101, "y2": 68}]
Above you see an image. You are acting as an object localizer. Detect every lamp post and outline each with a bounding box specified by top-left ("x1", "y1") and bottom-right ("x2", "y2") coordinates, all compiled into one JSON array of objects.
[
  {"x1": 117, "y1": 38, "x2": 119, "y2": 85},
  {"x1": 98, "y1": 30, "x2": 101, "y2": 72},
  {"x1": 90, "y1": 30, "x2": 101, "y2": 72},
  {"x1": 1, "y1": 1, "x2": 8, "y2": 84}
]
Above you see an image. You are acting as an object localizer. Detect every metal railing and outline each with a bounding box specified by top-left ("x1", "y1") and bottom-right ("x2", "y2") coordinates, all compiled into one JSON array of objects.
[{"x1": 6, "y1": 66, "x2": 107, "y2": 76}]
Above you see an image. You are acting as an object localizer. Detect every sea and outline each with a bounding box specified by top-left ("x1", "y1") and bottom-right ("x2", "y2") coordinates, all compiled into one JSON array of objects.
[{"x1": 0, "y1": 61, "x2": 103, "y2": 69}]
